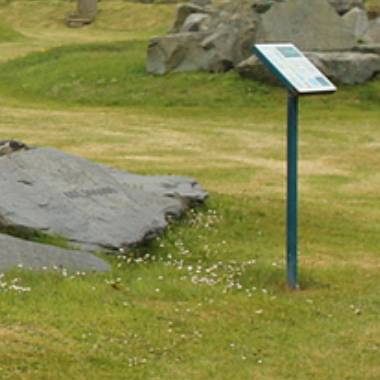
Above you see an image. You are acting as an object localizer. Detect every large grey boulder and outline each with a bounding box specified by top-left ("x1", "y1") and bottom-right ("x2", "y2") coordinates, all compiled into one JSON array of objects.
[
  {"x1": 66, "y1": 0, "x2": 97, "y2": 28},
  {"x1": 0, "y1": 143, "x2": 207, "y2": 252},
  {"x1": 237, "y1": 51, "x2": 380, "y2": 84},
  {"x1": 256, "y1": 0, "x2": 356, "y2": 51},
  {"x1": 363, "y1": 18, "x2": 380, "y2": 44},
  {"x1": 0, "y1": 234, "x2": 110, "y2": 273},
  {"x1": 328, "y1": 0, "x2": 364, "y2": 15},
  {"x1": 146, "y1": 20, "x2": 257, "y2": 75},
  {"x1": 343, "y1": 7, "x2": 369, "y2": 40},
  {"x1": 307, "y1": 52, "x2": 380, "y2": 84},
  {"x1": 147, "y1": 32, "x2": 221, "y2": 74}
]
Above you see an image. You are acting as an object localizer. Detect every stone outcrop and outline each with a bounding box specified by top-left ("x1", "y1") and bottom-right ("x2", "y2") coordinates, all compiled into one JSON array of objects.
[
  {"x1": 0, "y1": 142, "x2": 207, "y2": 253},
  {"x1": 0, "y1": 233, "x2": 110, "y2": 273},
  {"x1": 146, "y1": 0, "x2": 379, "y2": 85},
  {"x1": 66, "y1": 0, "x2": 97, "y2": 28},
  {"x1": 237, "y1": 52, "x2": 380, "y2": 84},
  {"x1": 147, "y1": 1, "x2": 265, "y2": 75}
]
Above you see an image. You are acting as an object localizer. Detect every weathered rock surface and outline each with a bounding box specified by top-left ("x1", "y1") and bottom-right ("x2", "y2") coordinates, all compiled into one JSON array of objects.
[
  {"x1": 343, "y1": 7, "x2": 369, "y2": 40},
  {"x1": 237, "y1": 51, "x2": 380, "y2": 84},
  {"x1": 363, "y1": 18, "x2": 380, "y2": 43},
  {"x1": 328, "y1": 0, "x2": 364, "y2": 15},
  {"x1": 181, "y1": 13, "x2": 211, "y2": 32},
  {"x1": 0, "y1": 143, "x2": 207, "y2": 252},
  {"x1": 236, "y1": 55, "x2": 275, "y2": 83},
  {"x1": 307, "y1": 52, "x2": 380, "y2": 84},
  {"x1": 66, "y1": 0, "x2": 97, "y2": 28},
  {"x1": 171, "y1": 3, "x2": 212, "y2": 33},
  {"x1": 147, "y1": 32, "x2": 220, "y2": 74},
  {"x1": 147, "y1": 1, "x2": 260, "y2": 74},
  {"x1": 0, "y1": 233, "x2": 110, "y2": 273},
  {"x1": 256, "y1": 0, "x2": 356, "y2": 51}
]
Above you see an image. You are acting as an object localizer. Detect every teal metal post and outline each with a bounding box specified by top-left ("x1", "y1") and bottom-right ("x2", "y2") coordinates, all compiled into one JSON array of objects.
[{"x1": 287, "y1": 93, "x2": 299, "y2": 289}]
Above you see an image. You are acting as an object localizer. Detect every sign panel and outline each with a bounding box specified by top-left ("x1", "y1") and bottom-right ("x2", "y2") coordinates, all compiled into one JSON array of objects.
[{"x1": 253, "y1": 43, "x2": 337, "y2": 95}]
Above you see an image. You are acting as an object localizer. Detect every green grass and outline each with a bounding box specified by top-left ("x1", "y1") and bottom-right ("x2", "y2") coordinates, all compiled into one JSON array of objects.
[
  {"x1": 0, "y1": 41, "x2": 378, "y2": 110},
  {"x1": 0, "y1": 1, "x2": 379, "y2": 379},
  {"x1": 0, "y1": 21, "x2": 24, "y2": 42}
]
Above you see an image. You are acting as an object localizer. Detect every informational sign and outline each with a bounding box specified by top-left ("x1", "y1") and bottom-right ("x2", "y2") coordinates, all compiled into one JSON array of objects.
[
  {"x1": 253, "y1": 43, "x2": 337, "y2": 289},
  {"x1": 254, "y1": 43, "x2": 336, "y2": 95}
]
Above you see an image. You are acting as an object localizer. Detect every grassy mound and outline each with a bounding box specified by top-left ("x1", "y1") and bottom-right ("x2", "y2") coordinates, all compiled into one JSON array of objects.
[
  {"x1": 0, "y1": 40, "x2": 378, "y2": 109},
  {"x1": 0, "y1": 41, "x2": 276, "y2": 108}
]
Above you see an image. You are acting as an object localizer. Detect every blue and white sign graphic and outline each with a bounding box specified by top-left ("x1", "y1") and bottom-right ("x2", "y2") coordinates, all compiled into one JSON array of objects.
[{"x1": 254, "y1": 44, "x2": 337, "y2": 95}]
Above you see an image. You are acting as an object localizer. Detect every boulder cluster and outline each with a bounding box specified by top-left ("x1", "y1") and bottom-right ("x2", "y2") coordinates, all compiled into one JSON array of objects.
[{"x1": 146, "y1": 0, "x2": 380, "y2": 84}]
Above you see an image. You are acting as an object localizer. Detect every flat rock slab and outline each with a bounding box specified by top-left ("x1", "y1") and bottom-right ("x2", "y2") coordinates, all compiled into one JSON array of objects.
[
  {"x1": 0, "y1": 233, "x2": 110, "y2": 273},
  {"x1": 0, "y1": 145, "x2": 207, "y2": 252}
]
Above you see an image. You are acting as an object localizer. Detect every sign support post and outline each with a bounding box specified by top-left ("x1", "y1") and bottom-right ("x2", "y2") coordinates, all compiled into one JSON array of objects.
[
  {"x1": 287, "y1": 93, "x2": 298, "y2": 289},
  {"x1": 253, "y1": 43, "x2": 336, "y2": 290}
]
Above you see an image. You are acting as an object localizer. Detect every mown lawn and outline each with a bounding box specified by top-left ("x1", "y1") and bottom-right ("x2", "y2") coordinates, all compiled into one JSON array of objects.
[{"x1": 0, "y1": 1, "x2": 379, "y2": 379}]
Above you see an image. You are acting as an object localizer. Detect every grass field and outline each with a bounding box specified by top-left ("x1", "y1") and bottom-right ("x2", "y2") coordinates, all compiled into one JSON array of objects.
[{"x1": 0, "y1": 1, "x2": 379, "y2": 379}]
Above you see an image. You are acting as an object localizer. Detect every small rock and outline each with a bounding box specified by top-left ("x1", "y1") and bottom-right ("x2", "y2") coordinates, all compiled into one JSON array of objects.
[
  {"x1": 0, "y1": 140, "x2": 29, "y2": 156},
  {"x1": 65, "y1": 0, "x2": 97, "y2": 28}
]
